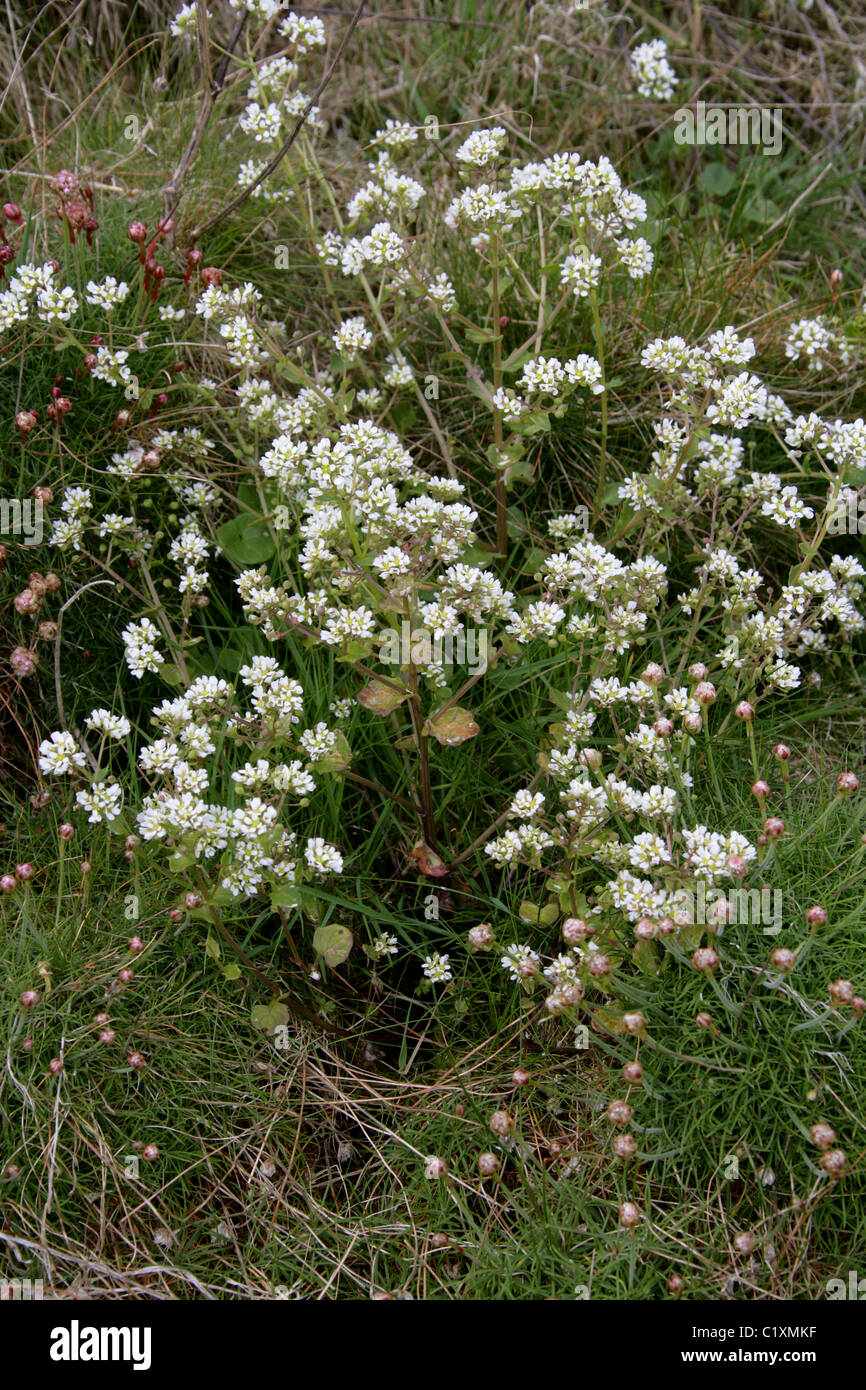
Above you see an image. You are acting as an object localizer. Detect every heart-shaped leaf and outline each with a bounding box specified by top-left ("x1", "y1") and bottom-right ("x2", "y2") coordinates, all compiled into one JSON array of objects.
[
  {"x1": 313, "y1": 923, "x2": 353, "y2": 967},
  {"x1": 423, "y1": 706, "x2": 480, "y2": 746},
  {"x1": 250, "y1": 1001, "x2": 290, "y2": 1035},
  {"x1": 357, "y1": 679, "x2": 408, "y2": 716}
]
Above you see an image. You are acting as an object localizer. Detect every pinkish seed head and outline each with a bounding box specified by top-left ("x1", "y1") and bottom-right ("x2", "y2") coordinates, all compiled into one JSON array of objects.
[{"x1": 806, "y1": 905, "x2": 827, "y2": 927}]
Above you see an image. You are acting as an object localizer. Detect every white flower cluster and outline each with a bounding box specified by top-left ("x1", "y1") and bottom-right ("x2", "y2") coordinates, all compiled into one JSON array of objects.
[{"x1": 629, "y1": 38, "x2": 678, "y2": 100}]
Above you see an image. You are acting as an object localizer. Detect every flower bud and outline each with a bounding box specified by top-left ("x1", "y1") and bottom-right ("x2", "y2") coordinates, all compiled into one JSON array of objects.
[
  {"x1": 837, "y1": 772, "x2": 859, "y2": 796},
  {"x1": 652, "y1": 717, "x2": 673, "y2": 737},
  {"x1": 773, "y1": 743, "x2": 790, "y2": 761},
  {"x1": 201, "y1": 266, "x2": 223, "y2": 288},
  {"x1": 579, "y1": 747, "x2": 602, "y2": 771},
  {"x1": 668, "y1": 1273, "x2": 683, "y2": 1295},
  {"x1": 587, "y1": 954, "x2": 610, "y2": 979},
  {"x1": 771, "y1": 948, "x2": 797, "y2": 973},
  {"x1": 142, "y1": 1143, "x2": 159, "y2": 1161},
  {"x1": 562, "y1": 917, "x2": 592, "y2": 944},
  {"x1": 19, "y1": 989, "x2": 38, "y2": 1009},
  {"x1": 619, "y1": 1201, "x2": 641, "y2": 1228},
  {"x1": 99, "y1": 1029, "x2": 116, "y2": 1044},
  {"x1": 118, "y1": 968, "x2": 134, "y2": 985},
  {"x1": 58, "y1": 823, "x2": 74, "y2": 840},
  {"x1": 612, "y1": 1133, "x2": 637, "y2": 1158},
  {"x1": 511, "y1": 1068, "x2": 530, "y2": 1087},
  {"x1": 692, "y1": 947, "x2": 719, "y2": 972},
  {"x1": 735, "y1": 700, "x2": 755, "y2": 721},
  {"x1": 763, "y1": 816, "x2": 785, "y2": 840},
  {"x1": 184, "y1": 891, "x2": 203, "y2": 910},
  {"x1": 683, "y1": 711, "x2": 702, "y2": 735},
  {"x1": 622, "y1": 1061, "x2": 643, "y2": 1083},
  {"x1": 695, "y1": 1012, "x2": 713, "y2": 1029},
  {"x1": 10, "y1": 646, "x2": 39, "y2": 677},
  {"x1": 820, "y1": 1148, "x2": 847, "y2": 1176},
  {"x1": 607, "y1": 1099, "x2": 633, "y2": 1124},
  {"x1": 657, "y1": 916, "x2": 676, "y2": 935},
  {"x1": 751, "y1": 780, "x2": 770, "y2": 799},
  {"x1": 127, "y1": 221, "x2": 147, "y2": 244},
  {"x1": 694, "y1": 681, "x2": 716, "y2": 706},
  {"x1": 687, "y1": 663, "x2": 708, "y2": 681},
  {"x1": 622, "y1": 1010, "x2": 646, "y2": 1035},
  {"x1": 809, "y1": 1123, "x2": 836, "y2": 1150},
  {"x1": 467, "y1": 922, "x2": 494, "y2": 951},
  {"x1": 829, "y1": 979, "x2": 855, "y2": 1006},
  {"x1": 489, "y1": 1110, "x2": 513, "y2": 1137},
  {"x1": 168, "y1": 908, "x2": 183, "y2": 924},
  {"x1": 640, "y1": 662, "x2": 665, "y2": 687},
  {"x1": 127, "y1": 1051, "x2": 146, "y2": 1070},
  {"x1": 734, "y1": 1232, "x2": 754, "y2": 1254},
  {"x1": 634, "y1": 917, "x2": 656, "y2": 940},
  {"x1": 0, "y1": 874, "x2": 16, "y2": 893},
  {"x1": 48, "y1": 1057, "x2": 63, "y2": 1075},
  {"x1": 477, "y1": 1152, "x2": 499, "y2": 1177},
  {"x1": 806, "y1": 905, "x2": 827, "y2": 927},
  {"x1": 726, "y1": 854, "x2": 747, "y2": 877},
  {"x1": 424, "y1": 1155, "x2": 447, "y2": 1179},
  {"x1": 128, "y1": 936, "x2": 144, "y2": 953}
]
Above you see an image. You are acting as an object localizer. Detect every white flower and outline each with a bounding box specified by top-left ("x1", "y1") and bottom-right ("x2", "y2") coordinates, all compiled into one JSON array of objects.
[
  {"x1": 422, "y1": 952, "x2": 452, "y2": 983},
  {"x1": 38, "y1": 731, "x2": 87, "y2": 775},
  {"x1": 76, "y1": 782, "x2": 123, "y2": 824}
]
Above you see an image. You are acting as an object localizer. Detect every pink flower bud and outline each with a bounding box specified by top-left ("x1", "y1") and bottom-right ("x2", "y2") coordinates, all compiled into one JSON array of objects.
[
  {"x1": 820, "y1": 1148, "x2": 847, "y2": 1176},
  {"x1": 622, "y1": 1061, "x2": 643, "y2": 1083},
  {"x1": 652, "y1": 717, "x2": 673, "y2": 737},
  {"x1": 735, "y1": 700, "x2": 755, "y2": 721},
  {"x1": 128, "y1": 936, "x2": 144, "y2": 953},
  {"x1": 424, "y1": 1155, "x2": 447, "y2": 1179},
  {"x1": 607, "y1": 1099, "x2": 633, "y2": 1124},
  {"x1": 837, "y1": 772, "x2": 859, "y2": 796},
  {"x1": 806, "y1": 905, "x2": 827, "y2": 927},
  {"x1": 696, "y1": 1012, "x2": 713, "y2": 1029},
  {"x1": 562, "y1": 917, "x2": 592, "y2": 943},
  {"x1": 184, "y1": 891, "x2": 203, "y2": 910},
  {"x1": 467, "y1": 922, "x2": 494, "y2": 950},
  {"x1": 127, "y1": 221, "x2": 147, "y2": 244},
  {"x1": 118, "y1": 968, "x2": 134, "y2": 985},
  {"x1": 511, "y1": 1068, "x2": 530, "y2": 1087},
  {"x1": 829, "y1": 979, "x2": 855, "y2": 1006},
  {"x1": 634, "y1": 917, "x2": 656, "y2": 940},
  {"x1": 773, "y1": 743, "x2": 790, "y2": 761},
  {"x1": 20, "y1": 989, "x2": 38, "y2": 1009},
  {"x1": 734, "y1": 1232, "x2": 754, "y2": 1254},
  {"x1": 619, "y1": 1201, "x2": 641, "y2": 1228},
  {"x1": 641, "y1": 662, "x2": 665, "y2": 687},
  {"x1": 683, "y1": 711, "x2": 702, "y2": 735},
  {"x1": 687, "y1": 663, "x2": 708, "y2": 681},
  {"x1": 127, "y1": 1051, "x2": 146, "y2": 1069},
  {"x1": 0, "y1": 874, "x2": 17, "y2": 892},
  {"x1": 142, "y1": 1143, "x2": 159, "y2": 1161},
  {"x1": 48, "y1": 1057, "x2": 63, "y2": 1075},
  {"x1": 612, "y1": 1133, "x2": 637, "y2": 1158},
  {"x1": 58, "y1": 823, "x2": 74, "y2": 840},
  {"x1": 809, "y1": 1123, "x2": 836, "y2": 1150},
  {"x1": 726, "y1": 854, "x2": 747, "y2": 877},
  {"x1": 751, "y1": 780, "x2": 770, "y2": 799},
  {"x1": 10, "y1": 646, "x2": 39, "y2": 678},
  {"x1": 588, "y1": 954, "x2": 611, "y2": 978},
  {"x1": 15, "y1": 863, "x2": 34, "y2": 881},
  {"x1": 99, "y1": 1029, "x2": 116, "y2": 1044},
  {"x1": 622, "y1": 1011, "x2": 646, "y2": 1035},
  {"x1": 692, "y1": 947, "x2": 719, "y2": 972},
  {"x1": 763, "y1": 816, "x2": 785, "y2": 840},
  {"x1": 771, "y1": 948, "x2": 797, "y2": 973},
  {"x1": 477, "y1": 1152, "x2": 499, "y2": 1176},
  {"x1": 694, "y1": 681, "x2": 716, "y2": 706},
  {"x1": 489, "y1": 1110, "x2": 513, "y2": 1137}
]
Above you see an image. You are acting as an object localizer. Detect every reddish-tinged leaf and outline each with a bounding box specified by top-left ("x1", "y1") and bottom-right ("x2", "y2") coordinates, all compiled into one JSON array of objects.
[{"x1": 423, "y1": 706, "x2": 480, "y2": 746}]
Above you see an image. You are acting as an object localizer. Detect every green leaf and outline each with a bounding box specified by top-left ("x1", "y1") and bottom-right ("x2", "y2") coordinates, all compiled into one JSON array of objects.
[
  {"x1": 250, "y1": 1001, "x2": 290, "y2": 1035},
  {"x1": 632, "y1": 939, "x2": 660, "y2": 978},
  {"x1": 313, "y1": 923, "x2": 353, "y2": 967},
  {"x1": 518, "y1": 899, "x2": 559, "y2": 926},
  {"x1": 216, "y1": 516, "x2": 276, "y2": 566},
  {"x1": 204, "y1": 934, "x2": 222, "y2": 962},
  {"x1": 699, "y1": 162, "x2": 737, "y2": 196}
]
